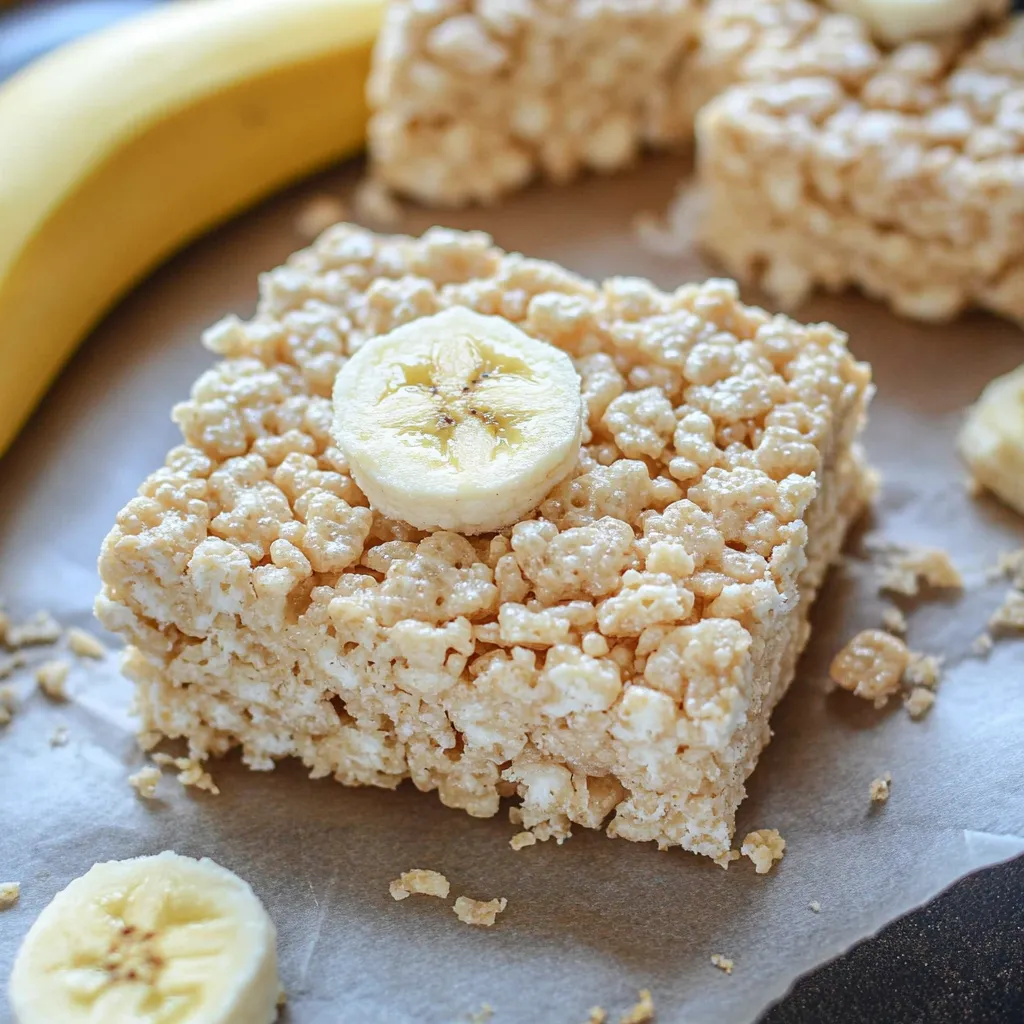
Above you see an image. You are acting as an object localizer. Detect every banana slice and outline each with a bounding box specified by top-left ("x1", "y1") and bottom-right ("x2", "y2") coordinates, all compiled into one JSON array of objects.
[
  {"x1": 332, "y1": 306, "x2": 584, "y2": 534},
  {"x1": 959, "y1": 364, "x2": 1024, "y2": 518},
  {"x1": 824, "y1": 0, "x2": 1005, "y2": 43},
  {"x1": 8, "y1": 852, "x2": 280, "y2": 1024}
]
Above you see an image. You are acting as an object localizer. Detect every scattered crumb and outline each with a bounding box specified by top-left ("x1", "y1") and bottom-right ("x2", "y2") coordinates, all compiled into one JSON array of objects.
[
  {"x1": 453, "y1": 895, "x2": 507, "y2": 927},
  {"x1": 711, "y1": 954, "x2": 735, "y2": 975},
  {"x1": 634, "y1": 181, "x2": 702, "y2": 258},
  {"x1": 0, "y1": 882, "x2": 20, "y2": 909},
  {"x1": 904, "y1": 686, "x2": 937, "y2": 720},
  {"x1": 295, "y1": 194, "x2": 349, "y2": 241},
  {"x1": 881, "y1": 606, "x2": 908, "y2": 635},
  {"x1": 830, "y1": 630, "x2": 909, "y2": 707},
  {"x1": 0, "y1": 655, "x2": 24, "y2": 681},
  {"x1": 152, "y1": 753, "x2": 220, "y2": 795},
  {"x1": 0, "y1": 683, "x2": 15, "y2": 725},
  {"x1": 66, "y1": 626, "x2": 106, "y2": 659},
  {"x1": 970, "y1": 632, "x2": 994, "y2": 657},
  {"x1": 353, "y1": 178, "x2": 403, "y2": 228},
  {"x1": 129, "y1": 765, "x2": 162, "y2": 800},
  {"x1": 389, "y1": 868, "x2": 451, "y2": 902},
  {"x1": 467, "y1": 1005, "x2": 493, "y2": 1024},
  {"x1": 618, "y1": 989, "x2": 655, "y2": 1024},
  {"x1": 809, "y1": 900, "x2": 821, "y2": 913},
  {"x1": 741, "y1": 829, "x2": 786, "y2": 874},
  {"x1": 49, "y1": 725, "x2": 69, "y2": 747},
  {"x1": 989, "y1": 590, "x2": 1024, "y2": 633},
  {"x1": 904, "y1": 651, "x2": 944, "y2": 689},
  {"x1": 877, "y1": 546, "x2": 963, "y2": 597},
  {"x1": 510, "y1": 831, "x2": 537, "y2": 851},
  {"x1": 992, "y1": 549, "x2": 1024, "y2": 588},
  {"x1": 0, "y1": 610, "x2": 8, "y2": 644},
  {"x1": 869, "y1": 773, "x2": 892, "y2": 804},
  {"x1": 35, "y1": 659, "x2": 69, "y2": 701},
  {"x1": 586, "y1": 1009, "x2": 608, "y2": 1024},
  {"x1": 7, "y1": 611, "x2": 61, "y2": 648}
]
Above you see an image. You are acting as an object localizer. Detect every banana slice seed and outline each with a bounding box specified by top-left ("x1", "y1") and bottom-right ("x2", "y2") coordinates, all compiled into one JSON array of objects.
[{"x1": 332, "y1": 307, "x2": 584, "y2": 534}]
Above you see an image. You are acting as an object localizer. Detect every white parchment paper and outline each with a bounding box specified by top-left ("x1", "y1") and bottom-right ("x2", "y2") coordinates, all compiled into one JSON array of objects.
[{"x1": 1, "y1": 156, "x2": 1022, "y2": 1024}]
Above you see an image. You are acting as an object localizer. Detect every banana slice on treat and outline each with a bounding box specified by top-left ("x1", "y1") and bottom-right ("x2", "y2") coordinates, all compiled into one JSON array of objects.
[
  {"x1": 825, "y1": 0, "x2": 1004, "y2": 43},
  {"x1": 332, "y1": 307, "x2": 584, "y2": 534},
  {"x1": 8, "y1": 852, "x2": 280, "y2": 1024},
  {"x1": 959, "y1": 364, "x2": 1024, "y2": 518}
]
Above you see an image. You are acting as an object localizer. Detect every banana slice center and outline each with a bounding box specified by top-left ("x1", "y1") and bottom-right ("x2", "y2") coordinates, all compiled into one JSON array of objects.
[{"x1": 379, "y1": 334, "x2": 542, "y2": 468}]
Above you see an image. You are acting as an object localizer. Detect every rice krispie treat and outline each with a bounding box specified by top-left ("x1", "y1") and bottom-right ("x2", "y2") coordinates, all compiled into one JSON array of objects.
[
  {"x1": 696, "y1": 5, "x2": 1024, "y2": 323},
  {"x1": 367, "y1": 0, "x2": 703, "y2": 206},
  {"x1": 96, "y1": 225, "x2": 873, "y2": 863}
]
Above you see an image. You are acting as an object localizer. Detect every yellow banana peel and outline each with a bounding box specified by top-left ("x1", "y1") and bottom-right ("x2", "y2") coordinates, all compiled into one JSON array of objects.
[{"x1": 0, "y1": 0, "x2": 383, "y2": 458}]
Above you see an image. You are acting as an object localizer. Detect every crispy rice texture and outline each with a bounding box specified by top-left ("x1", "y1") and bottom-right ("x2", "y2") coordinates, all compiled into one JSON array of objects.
[
  {"x1": 97, "y1": 225, "x2": 873, "y2": 863},
  {"x1": 368, "y1": 0, "x2": 1021, "y2": 324}
]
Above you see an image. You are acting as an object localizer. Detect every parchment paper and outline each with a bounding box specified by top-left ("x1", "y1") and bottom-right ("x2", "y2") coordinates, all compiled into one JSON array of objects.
[{"x1": 1, "y1": 156, "x2": 1022, "y2": 1024}]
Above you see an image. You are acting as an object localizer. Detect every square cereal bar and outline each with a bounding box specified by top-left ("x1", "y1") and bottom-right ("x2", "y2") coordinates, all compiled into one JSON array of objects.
[
  {"x1": 97, "y1": 225, "x2": 873, "y2": 863},
  {"x1": 367, "y1": 0, "x2": 703, "y2": 206},
  {"x1": 696, "y1": 9, "x2": 1024, "y2": 323}
]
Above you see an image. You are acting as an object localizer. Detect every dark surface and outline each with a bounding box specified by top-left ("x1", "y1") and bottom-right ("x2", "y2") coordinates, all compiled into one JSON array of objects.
[{"x1": 1, "y1": 2, "x2": 1022, "y2": 1022}]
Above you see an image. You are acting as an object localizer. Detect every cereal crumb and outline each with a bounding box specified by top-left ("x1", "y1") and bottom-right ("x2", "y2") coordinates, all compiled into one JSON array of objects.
[
  {"x1": 389, "y1": 868, "x2": 451, "y2": 902},
  {"x1": 586, "y1": 1009, "x2": 608, "y2": 1024},
  {"x1": 881, "y1": 606, "x2": 908, "y2": 635},
  {"x1": 869, "y1": 773, "x2": 892, "y2": 804},
  {"x1": 741, "y1": 829, "x2": 786, "y2": 874},
  {"x1": 877, "y1": 546, "x2": 963, "y2": 597},
  {"x1": 129, "y1": 765, "x2": 162, "y2": 799},
  {"x1": 510, "y1": 831, "x2": 537, "y2": 851},
  {"x1": 0, "y1": 655, "x2": 23, "y2": 682},
  {"x1": 989, "y1": 590, "x2": 1024, "y2": 633},
  {"x1": 353, "y1": 178, "x2": 403, "y2": 228},
  {"x1": 830, "y1": 630, "x2": 909, "y2": 707},
  {"x1": 904, "y1": 652, "x2": 944, "y2": 689},
  {"x1": 970, "y1": 632, "x2": 994, "y2": 657},
  {"x1": 0, "y1": 683, "x2": 15, "y2": 725},
  {"x1": 467, "y1": 1006, "x2": 493, "y2": 1024},
  {"x1": 993, "y1": 550, "x2": 1024, "y2": 588},
  {"x1": 0, "y1": 882, "x2": 20, "y2": 908},
  {"x1": 0, "y1": 609, "x2": 8, "y2": 644},
  {"x1": 618, "y1": 989, "x2": 655, "y2": 1024},
  {"x1": 49, "y1": 725, "x2": 69, "y2": 747},
  {"x1": 809, "y1": 900, "x2": 821, "y2": 913},
  {"x1": 152, "y1": 753, "x2": 220, "y2": 795},
  {"x1": 7, "y1": 611, "x2": 61, "y2": 648},
  {"x1": 453, "y1": 895, "x2": 507, "y2": 927},
  {"x1": 66, "y1": 627, "x2": 106, "y2": 659},
  {"x1": 35, "y1": 659, "x2": 69, "y2": 701},
  {"x1": 295, "y1": 194, "x2": 349, "y2": 240},
  {"x1": 904, "y1": 687, "x2": 937, "y2": 720},
  {"x1": 711, "y1": 953, "x2": 735, "y2": 974}
]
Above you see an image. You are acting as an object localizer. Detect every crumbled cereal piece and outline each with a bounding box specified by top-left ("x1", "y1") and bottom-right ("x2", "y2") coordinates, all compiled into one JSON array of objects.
[
  {"x1": 453, "y1": 895, "x2": 507, "y2": 927},
  {"x1": 0, "y1": 882, "x2": 20, "y2": 909},
  {"x1": 129, "y1": 765, "x2": 162, "y2": 799},
  {"x1": 881, "y1": 606, "x2": 908, "y2": 635},
  {"x1": 741, "y1": 829, "x2": 786, "y2": 874},
  {"x1": 389, "y1": 869, "x2": 451, "y2": 902},
  {"x1": 905, "y1": 686, "x2": 937, "y2": 719},
  {"x1": 870, "y1": 773, "x2": 892, "y2": 804},
  {"x1": 904, "y1": 651, "x2": 943, "y2": 689},
  {"x1": 509, "y1": 831, "x2": 537, "y2": 852},
  {"x1": 971, "y1": 632, "x2": 995, "y2": 657},
  {"x1": 35, "y1": 659, "x2": 69, "y2": 701},
  {"x1": 295, "y1": 194, "x2": 349, "y2": 241},
  {"x1": 993, "y1": 549, "x2": 1024, "y2": 588},
  {"x1": 711, "y1": 953, "x2": 734, "y2": 974},
  {"x1": 96, "y1": 225, "x2": 874, "y2": 864},
  {"x1": 586, "y1": 1009, "x2": 608, "y2": 1024},
  {"x1": 0, "y1": 684, "x2": 15, "y2": 725},
  {"x1": 66, "y1": 627, "x2": 106, "y2": 659},
  {"x1": 0, "y1": 609, "x2": 8, "y2": 644},
  {"x1": 152, "y1": 753, "x2": 220, "y2": 795},
  {"x1": 990, "y1": 590, "x2": 1024, "y2": 633},
  {"x1": 830, "y1": 630, "x2": 909, "y2": 707},
  {"x1": 468, "y1": 1005, "x2": 493, "y2": 1024},
  {"x1": 353, "y1": 178, "x2": 403, "y2": 228},
  {"x1": 49, "y1": 725, "x2": 69, "y2": 747},
  {"x1": 877, "y1": 546, "x2": 963, "y2": 597},
  {"x1": 618, "y1": 989, "x2": 655, "y2": 1024},
  {"x1": 809, "y1": 900, "x2": 821, "y2": 913},
  {"x1": 0, "y1": 656, "x2": 21, "y2": 681},
  {"x1": 7, "y1": 611, "x2": 61, "y2": 648}
]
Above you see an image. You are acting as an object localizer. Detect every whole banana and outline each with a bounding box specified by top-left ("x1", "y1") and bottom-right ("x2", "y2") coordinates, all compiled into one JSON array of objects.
[{"x1": 0, "y1": 0, "x2": 383, "y2": 458}]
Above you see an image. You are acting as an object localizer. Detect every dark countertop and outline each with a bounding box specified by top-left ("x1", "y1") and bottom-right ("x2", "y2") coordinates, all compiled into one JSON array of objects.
[{"x1": 1, "y1": 3, "x2": 1021, "y2": 1022}]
